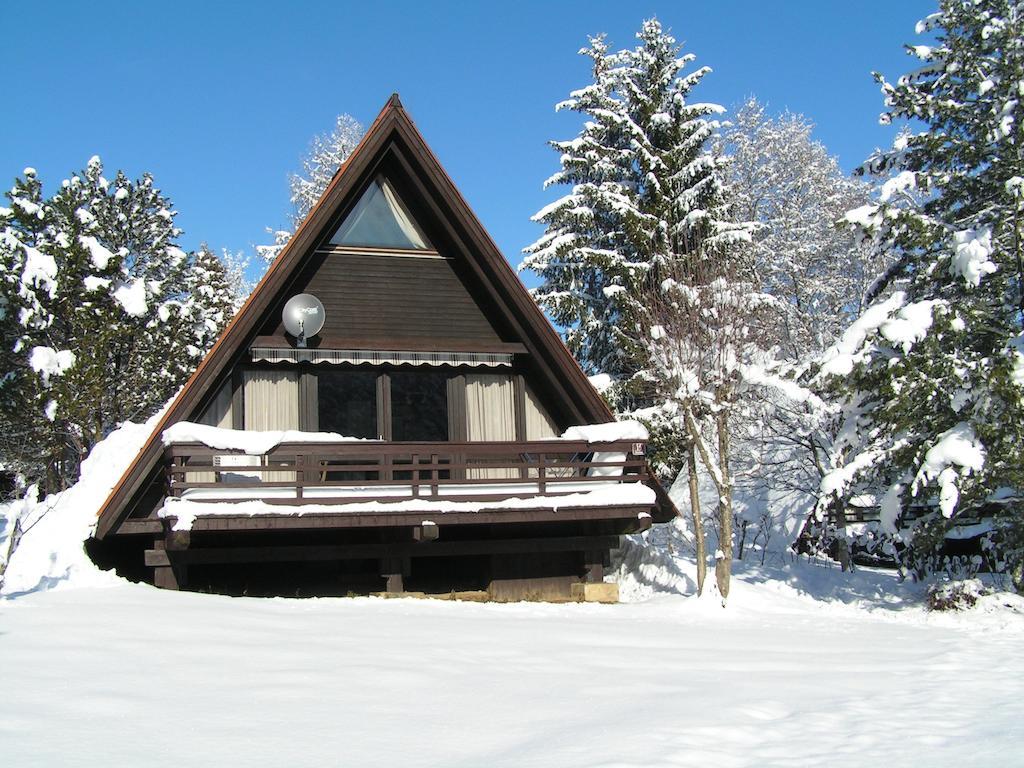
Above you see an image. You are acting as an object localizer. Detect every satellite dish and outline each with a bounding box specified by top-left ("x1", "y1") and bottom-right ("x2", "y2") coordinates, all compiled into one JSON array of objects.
[{"x1": 282, "y1": 293, "x2": 326, "y2": 347}]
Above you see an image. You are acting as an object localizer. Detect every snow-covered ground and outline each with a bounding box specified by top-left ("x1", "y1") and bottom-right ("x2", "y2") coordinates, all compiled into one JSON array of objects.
[
  {"x1": 2, "y1": 420, "x2": 1023, "y2": 766},
  {"x1": 2, "y1": 559, "x2": 1022, "y2": 768}
]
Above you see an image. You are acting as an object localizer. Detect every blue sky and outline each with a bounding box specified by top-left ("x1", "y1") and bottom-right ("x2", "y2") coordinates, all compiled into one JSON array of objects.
[{"x1": 1, "y1": 1, "x2": 935, "y2": 274}]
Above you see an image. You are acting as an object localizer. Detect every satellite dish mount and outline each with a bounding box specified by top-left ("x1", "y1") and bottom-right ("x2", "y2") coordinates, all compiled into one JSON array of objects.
[{"x1": 282, "y1": 294, "x2": 326, "y2": 349}]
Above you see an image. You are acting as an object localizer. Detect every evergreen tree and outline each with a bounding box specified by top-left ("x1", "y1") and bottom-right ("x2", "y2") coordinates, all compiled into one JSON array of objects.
[
  {"x1": 0, "y1": 159, "x2": 236, "y2": 490},
  {"x1": 522, "y1": 20, "x2": 750, "y2": 390},
  {"x1": 819, "y1": 0, "x2": 1024, "y2": 585}
]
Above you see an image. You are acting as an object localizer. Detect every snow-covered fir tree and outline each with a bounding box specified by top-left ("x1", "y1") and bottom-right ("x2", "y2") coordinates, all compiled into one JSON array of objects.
[
  {"x1": 0, "y1": 159, "x2": 236, "y2": 490},
  {"x1": 818, "y1": 0, "x2": 1024, "y2": 586},
  {"x1": 257, "y1": 114, "x2": 364, "y2": 264},
  {"x1": 522, "y1": 20, "x2": 750, "y2": 393}
]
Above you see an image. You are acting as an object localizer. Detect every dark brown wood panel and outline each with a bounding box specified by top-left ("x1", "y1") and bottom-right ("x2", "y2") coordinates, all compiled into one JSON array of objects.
[
  {"x1": 146, "y1": 535, "x2": 623, "y2": 565},
  {"x1": 261, "y1": 252, "x2": 503, "y2": 342},
  {"x1": 182, "y1": 506, "x2": 651, "y2": 532}
]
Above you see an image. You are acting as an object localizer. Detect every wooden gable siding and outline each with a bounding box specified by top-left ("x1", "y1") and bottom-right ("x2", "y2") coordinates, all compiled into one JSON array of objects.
[{"x1": 258, "y1": 251, "x2": 503, "y2": 343}]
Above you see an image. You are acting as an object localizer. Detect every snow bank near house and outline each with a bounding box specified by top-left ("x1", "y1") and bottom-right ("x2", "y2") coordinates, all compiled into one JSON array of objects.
[
  {"x1": 612, "y1": 517, "x2": 698, "y2": 601},
  {"x1": 1, "y1": 412, "x2": 163, "y2": 596}
]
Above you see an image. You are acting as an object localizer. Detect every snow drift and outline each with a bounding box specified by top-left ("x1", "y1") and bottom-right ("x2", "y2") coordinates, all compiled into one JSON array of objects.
[{"x1": 0, "y1": 411, "x2": 163, "y2": 596}]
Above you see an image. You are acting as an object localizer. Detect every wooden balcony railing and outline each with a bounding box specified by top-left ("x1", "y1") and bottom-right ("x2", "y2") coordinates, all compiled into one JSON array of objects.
[{"x1": 165, "y1": 439, "x2": 648, "y2": 506}]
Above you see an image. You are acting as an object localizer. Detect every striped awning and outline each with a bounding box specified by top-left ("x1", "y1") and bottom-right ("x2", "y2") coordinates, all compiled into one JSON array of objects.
[{"x1": 250, "y1": 347, "x2": 513, "y2": 368}]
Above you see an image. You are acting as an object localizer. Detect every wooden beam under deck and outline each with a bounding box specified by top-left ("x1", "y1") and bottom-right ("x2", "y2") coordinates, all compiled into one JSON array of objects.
[
  {"x1": 145, "y1": 534, "x2": 625, "y2": 566},
  {"x1": 116, "y1": 506, "x2": 652, "y2": 536},
  {"x1": 169, "y1": 506, "x2": 650, "y2": 534}
]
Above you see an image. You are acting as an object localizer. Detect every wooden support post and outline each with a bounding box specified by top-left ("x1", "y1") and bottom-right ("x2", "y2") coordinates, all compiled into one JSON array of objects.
[
  {"x1": 151, "y1": 540, "x2": 182, "y2": 590},
  {"x1": 380, "y1": 556, "x2": 409, "y2": 594},
  {"x1": 152, "y1": 527, "x2": 190, "y2": 590},
  {"x1": 584, "y1": 551, "x2": 604, "y2": 583},
  {"x1": 430, "y1": 452, "x2": 439, "y2": 496}
]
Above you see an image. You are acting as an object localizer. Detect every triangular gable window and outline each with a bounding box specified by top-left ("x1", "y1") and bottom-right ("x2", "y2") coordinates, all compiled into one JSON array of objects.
[{"x1": 329, "y1": 175, "x2": 431, "y2": 250}]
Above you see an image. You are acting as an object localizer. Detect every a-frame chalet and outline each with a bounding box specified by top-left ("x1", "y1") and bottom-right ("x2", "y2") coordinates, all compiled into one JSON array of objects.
[{"x1": 92, "y1": 95, "x2": 674, "y2": 599}]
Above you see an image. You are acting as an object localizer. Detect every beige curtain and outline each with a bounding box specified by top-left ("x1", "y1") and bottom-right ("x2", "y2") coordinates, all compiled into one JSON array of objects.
[
  {"x1": 190, "y1": 382, "x2": 233, "y2": 484},
  {"x1": 524, "y1": 385, "x2": 559, "y2": 439},
  {"x1": 198, "y1": 381, "x2": 233, "y2": 429},
  {"x1": 244, "y1": 370, "x2": 299, "y2": 482},
  {"x1": 523, "y1": 385, "x2": 571, "y2": 479},
  {"x1": 379, "y1": 177, "x2": 429, "y2": 249},
  {"x1": 465, "y1": 374, "x2": 516, "y2": 478}
]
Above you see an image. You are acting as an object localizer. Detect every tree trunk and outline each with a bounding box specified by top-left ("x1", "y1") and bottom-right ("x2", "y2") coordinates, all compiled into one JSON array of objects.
[
  {"x1": 0, "y1": 515, "x2": 25, "y2": 591},
  {"x1": 686, "y1": 445, "x2": 706, "y2": 596},
  {"x1": 714, "y1": 405, "x2": 732, "y2": 600},
  {"x1": 830, "y1": 495, "x2": 853, "y2": 572}
]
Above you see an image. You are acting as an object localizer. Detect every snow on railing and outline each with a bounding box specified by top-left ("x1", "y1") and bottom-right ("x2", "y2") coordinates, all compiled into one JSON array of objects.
[{"x1": 164, "y1": 438, "x2": 649, "y2": 504}]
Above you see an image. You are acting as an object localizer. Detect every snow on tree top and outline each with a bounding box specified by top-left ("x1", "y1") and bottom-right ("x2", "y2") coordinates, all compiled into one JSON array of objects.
[
  {"x1": 29, "y1": 346, "x2": 76, "y2": 386},
  {"x1": 950, "y1": 227, "x2": 997, "y2": 287},
  {"x1": 113, "y1": 279, "x2": 148, "y2": 317},
  {"x1": 879, "y1": 299, "x2": 944, "y2": 352}
]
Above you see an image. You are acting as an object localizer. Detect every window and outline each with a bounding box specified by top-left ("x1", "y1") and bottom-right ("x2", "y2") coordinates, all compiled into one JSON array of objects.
[
  {"x1": 329, "y1": 176, "x2": 432, "y2": 250},
  {"x1": 389, "y1": 371, "x2": 449, "y2": 441},
  {"x1": 317, "y1": 370, "x2": 378, "y2": 438},
  {"x1": 308, "y1": 369, "x2": 555, "y2": 445}
]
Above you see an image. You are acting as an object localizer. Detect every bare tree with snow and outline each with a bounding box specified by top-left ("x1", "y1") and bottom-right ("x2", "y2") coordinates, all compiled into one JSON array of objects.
[
  {"x1": 257, "y1": 114, "x2": 365, "y2": 265},
  {"x1": 643, "y1": 250, "x2": 776, "y2": 600},
  {"x1": 717, "y1": 99, "x2": 889, "y2": 562}
]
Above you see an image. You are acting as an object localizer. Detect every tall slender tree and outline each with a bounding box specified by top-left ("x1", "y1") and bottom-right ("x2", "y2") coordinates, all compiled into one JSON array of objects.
[{"x1": 522, "y1": 20, "x2": 749, "y2": 389}]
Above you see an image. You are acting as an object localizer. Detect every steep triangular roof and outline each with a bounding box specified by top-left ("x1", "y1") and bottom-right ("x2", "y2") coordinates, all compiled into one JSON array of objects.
[{"x1": 95, "y1": 94, "x2": 672, "y2": 538}]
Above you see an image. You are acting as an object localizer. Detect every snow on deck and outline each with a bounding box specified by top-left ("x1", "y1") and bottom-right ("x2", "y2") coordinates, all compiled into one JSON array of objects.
[
  {"x1": 161, "y1": 419, "x2": 650, "y2": 455},
  {"x1": 160, "y1": 482, "x2": 657, "y2": 531}
]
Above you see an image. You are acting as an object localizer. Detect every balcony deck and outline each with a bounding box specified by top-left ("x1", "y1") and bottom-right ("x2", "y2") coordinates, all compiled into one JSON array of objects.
[{"x1": 142, "y1": 437, "x2": 657, "y2": 534}]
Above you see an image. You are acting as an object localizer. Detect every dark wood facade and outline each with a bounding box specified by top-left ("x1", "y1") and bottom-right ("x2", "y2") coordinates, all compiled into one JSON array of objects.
[
  {"x1": 91, "y1": 95, "x2": 674, "y2": 598},
  {"x1": 260, "y1": 249, "x2": 506, "y2": 343}
]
